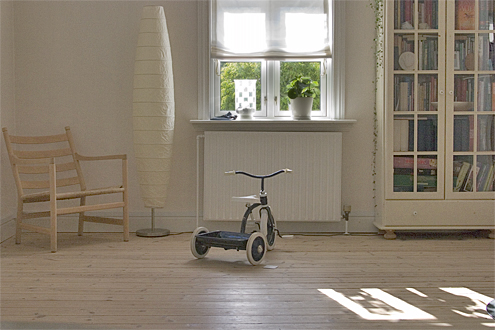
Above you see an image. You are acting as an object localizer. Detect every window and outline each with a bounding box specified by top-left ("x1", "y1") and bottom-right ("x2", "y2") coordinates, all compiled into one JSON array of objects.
[{"x1": 201, "y1": 0, "x2": 345, "y2": 119}]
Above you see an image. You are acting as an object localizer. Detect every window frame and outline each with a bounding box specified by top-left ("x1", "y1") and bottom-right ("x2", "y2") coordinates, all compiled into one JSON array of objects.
[{"x1": 197, "y1": 0, "x2": 346, "y2": 121}]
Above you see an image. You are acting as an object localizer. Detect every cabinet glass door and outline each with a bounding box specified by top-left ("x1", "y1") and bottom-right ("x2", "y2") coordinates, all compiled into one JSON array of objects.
[
  {"x1": 447, "y1": 0, "x2": 495, "y2": 197},
  {"x1": 389, "y1": 0, "x2": 444, "y2": 197}
]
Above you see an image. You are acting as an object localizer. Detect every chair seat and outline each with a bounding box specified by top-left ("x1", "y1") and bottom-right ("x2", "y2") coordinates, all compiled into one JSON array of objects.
[{"x1": 22, "y1": 186, "x2": 125, "y2": 203}]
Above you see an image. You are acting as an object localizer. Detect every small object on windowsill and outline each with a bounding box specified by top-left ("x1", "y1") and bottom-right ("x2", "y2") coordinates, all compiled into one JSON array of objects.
[
  {"x1": 236, "y1": 107, "x2": 255, "y2": 120},
  {"x1": 211, "y1": 112, "x2": 237, "y2": 120}
]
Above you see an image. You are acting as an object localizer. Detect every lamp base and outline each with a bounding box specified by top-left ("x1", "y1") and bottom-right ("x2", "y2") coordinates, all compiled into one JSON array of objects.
[{"x1": 136, "y1": 228, "x2": 170, "y2": 237}]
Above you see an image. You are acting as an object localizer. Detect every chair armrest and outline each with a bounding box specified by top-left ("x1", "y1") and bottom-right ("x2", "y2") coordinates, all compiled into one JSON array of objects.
[{"x1": 75, "y1": 153, "x2": 127, "y2": 161}]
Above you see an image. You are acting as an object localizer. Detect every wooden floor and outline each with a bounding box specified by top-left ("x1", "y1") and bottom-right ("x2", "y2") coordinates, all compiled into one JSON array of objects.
[{"x1": 1, "y1": 231, "x2": 494, "y2": 329}]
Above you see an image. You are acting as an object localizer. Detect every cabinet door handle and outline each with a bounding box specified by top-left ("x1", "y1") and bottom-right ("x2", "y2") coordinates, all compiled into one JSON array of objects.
[
  {"x1": 449, "y1": 91, "x2": 453, "y2": 95},
  {"x1": 439, "y1": 90, "x2": 444, "y2": 95}
]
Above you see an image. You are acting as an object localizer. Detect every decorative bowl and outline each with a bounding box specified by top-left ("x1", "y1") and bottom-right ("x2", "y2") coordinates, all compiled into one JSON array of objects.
[{"x1": 236, "y1": 108, "x2": 255, "y2": 119}]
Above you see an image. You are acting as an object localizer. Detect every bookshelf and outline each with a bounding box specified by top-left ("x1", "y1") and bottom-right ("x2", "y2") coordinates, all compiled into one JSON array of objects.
[{"x1": 375, "y1": 0, "x2": 495, "y2": 239}]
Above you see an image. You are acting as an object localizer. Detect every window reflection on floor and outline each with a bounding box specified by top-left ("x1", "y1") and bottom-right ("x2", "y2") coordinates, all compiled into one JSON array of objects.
[{"x1": 319, "y1": 287, "x2": 494, "y2": 326}]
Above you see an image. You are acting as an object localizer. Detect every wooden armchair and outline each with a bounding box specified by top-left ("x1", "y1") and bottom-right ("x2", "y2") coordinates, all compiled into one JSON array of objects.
[{"x1": 2, "y1": 126, "x2": 129, "y2": 252}]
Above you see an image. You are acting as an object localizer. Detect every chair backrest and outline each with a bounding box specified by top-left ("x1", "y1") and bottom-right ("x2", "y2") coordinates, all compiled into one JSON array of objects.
[{"x1": 2, "y1": 126, "x2": 87, "y2": 198}]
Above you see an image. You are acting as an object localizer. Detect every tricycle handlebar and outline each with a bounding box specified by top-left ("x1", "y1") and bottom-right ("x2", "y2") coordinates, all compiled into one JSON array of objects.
[{"x1": 224, "y1": 169, "x2": 292, "y2": 179}]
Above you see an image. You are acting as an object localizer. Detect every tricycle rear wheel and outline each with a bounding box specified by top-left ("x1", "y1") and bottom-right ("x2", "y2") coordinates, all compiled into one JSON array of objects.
[{"x1": 246, "y1": 232, "x2": 267, "y2": 265}]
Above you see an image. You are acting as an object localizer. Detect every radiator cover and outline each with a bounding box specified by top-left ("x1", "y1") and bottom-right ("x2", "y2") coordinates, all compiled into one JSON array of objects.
[{"x1": 203, "y1": 131, "x2": 342, "y2": 222}]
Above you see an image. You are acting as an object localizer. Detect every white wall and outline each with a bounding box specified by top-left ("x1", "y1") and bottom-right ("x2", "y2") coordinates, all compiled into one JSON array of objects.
[
  {"x1": 0, "y1": 0, "x2": 377, "y2": 236},
  {"x1": 1, "y1": 0, "x2": 17, "y2": 241}
]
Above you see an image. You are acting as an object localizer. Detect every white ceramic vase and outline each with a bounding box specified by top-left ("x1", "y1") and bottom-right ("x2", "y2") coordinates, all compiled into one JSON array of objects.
[{"x1": 290, "y1": 97, "x2": 313, "y2": 120}]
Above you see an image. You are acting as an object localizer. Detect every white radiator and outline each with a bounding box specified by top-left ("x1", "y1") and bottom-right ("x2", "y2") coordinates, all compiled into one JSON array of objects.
[{"x1": 203, "y1": 131, "x2": 342, "y2": 222}]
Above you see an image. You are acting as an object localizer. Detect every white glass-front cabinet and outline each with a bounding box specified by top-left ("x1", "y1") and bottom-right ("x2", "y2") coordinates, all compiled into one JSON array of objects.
[{"x1": 375, "y1": 0, "x2": 495, "y2": 238}]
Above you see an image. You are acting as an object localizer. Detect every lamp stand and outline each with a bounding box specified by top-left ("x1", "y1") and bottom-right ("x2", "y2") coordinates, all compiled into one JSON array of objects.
[{"x1": 136, "y1": 208, "x2": 170, "y2": 237}]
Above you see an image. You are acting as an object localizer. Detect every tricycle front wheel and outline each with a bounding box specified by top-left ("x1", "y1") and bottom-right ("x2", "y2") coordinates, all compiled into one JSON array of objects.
[{"x1": 191, "y1": 227, "x2": 210, "y2": 259}]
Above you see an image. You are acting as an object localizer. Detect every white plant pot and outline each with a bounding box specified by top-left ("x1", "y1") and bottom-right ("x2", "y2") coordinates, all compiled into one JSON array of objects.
[{"x1": 290, "y1": 97, "x2": 313, "y2": 120}]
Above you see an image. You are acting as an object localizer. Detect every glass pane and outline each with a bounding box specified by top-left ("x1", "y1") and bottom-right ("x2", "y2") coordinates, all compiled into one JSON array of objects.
[
  {"x1": 417, "y1": 155, "x2": 437, "y2": 192},
  {"x1": 476, "y1": 155, "x2": 495, "y2": 191},
  {"x1": 393, "y1": 115, "x2": 414, "y2": 152},
  {"x1": 453, "y1": 155, "x2": 473, "y2": 192},
  {"x1": 395, "y1": 0, "x2": 415, "y2": 30},
  {"x1": 455, "y1": 0, "x2": 476, "y2": 30},
  {"x1": 395, "y1": 34, "x2": 415, "y2": 70},
  {"x1": 454, "y1": 74, "x2": 475, "y2": 111},
  {"x1": 418, "y1": 0, "x2": 439, "y2": 29},
  {"x1": 478, "y1": 114, "x2": 495, "y2": 151},
  {"x1": 454, "y1": 115, "x2": 474, "y2": 151},
  {"x1": 394, "y1": 75, "x2": 414, "y2": 111},
  {"x1": 477, "y1": 75, "x2": 495, "y2": 111},
  {"x1": 280, "y1": 61, "x2": 321, "y2": 112},
  {"x1": 417, "y1": 115, "x2": 438, "y2": 151},
  {"x1": 479, "y1": 0, "x2": 495, "y2": 30},
  {"x1": 419, "y1": 34, "x2": 438, "y2": 70},
  {"x1": 220, "y1": 62, "x2": 261, "y2": 111},
  {"x1": 418, "y1": 74, "x2": 438, "y2": 111},
  {"x1": 454, "y1": 34, "x2": 475, "y2": 71},
  {"x1": 478, "y1": 33, "x2": 495, "y2": 71},
  {"x1": 394, "y1": 156, "x2": 414, "y2": 192}
]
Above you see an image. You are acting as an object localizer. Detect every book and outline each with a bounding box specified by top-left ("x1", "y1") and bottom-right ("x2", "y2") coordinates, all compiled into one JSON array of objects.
[
  {"x1": 454, "y1": 116, "x2": 474, "y2": 151},
  {"x1": 394, "y1": 156, "x2": 437, "y2": 169},
  {"x1": 394, "y1": 118, "x2": 412, "y2": 152},
  {"x1": 476, "y1": 163, "x2": 491, "y2": 191},
  {"x1": 478, "y1": 115, "x2": 493, "y2": 151},
  {"x1": 454, "y1": 161, "x2": 472, "y2": 192},
  {"x1": 456, "y1": 0, "x2": 475, "y2": 30},
  {"x1": 483, "y1": 162, "x2": 495, "y2": 191}
]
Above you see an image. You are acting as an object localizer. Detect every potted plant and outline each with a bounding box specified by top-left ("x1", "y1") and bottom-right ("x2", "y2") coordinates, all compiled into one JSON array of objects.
[{"x1": 285, "y1": 75, "x2": 319, "y2": 120}]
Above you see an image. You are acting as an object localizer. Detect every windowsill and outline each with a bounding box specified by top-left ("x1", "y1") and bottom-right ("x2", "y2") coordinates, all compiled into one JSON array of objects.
[{"x1": 190, "y1": 118, "x2": 356, "y2": 132}]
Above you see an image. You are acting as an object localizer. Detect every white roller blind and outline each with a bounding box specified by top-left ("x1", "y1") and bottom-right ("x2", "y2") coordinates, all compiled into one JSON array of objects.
[{"x1": 211, "y1": 0, "x2": 331, "y2": 59}]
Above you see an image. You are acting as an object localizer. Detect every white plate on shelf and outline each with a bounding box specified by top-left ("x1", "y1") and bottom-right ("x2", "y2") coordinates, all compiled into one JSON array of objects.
[
  {"x1": 431, "y1": 102, "x2": 473, "y2": 111},
  {"x1": 399, "y1": 52, "x2": 415, "y2": 70}
]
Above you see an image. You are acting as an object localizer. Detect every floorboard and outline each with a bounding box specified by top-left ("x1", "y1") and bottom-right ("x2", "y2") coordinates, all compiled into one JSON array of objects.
[{"x1": 1, "y1": 231, "x2": 494, "y2": 329}]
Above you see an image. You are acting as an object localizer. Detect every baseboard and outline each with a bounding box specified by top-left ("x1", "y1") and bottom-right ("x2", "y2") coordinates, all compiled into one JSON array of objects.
[
  {"x1": 1, "y1": 212, "x2": 377, "y2": 243},
  {"x1": 201, "y1": 215, "x2": 377, "y2": 234}
]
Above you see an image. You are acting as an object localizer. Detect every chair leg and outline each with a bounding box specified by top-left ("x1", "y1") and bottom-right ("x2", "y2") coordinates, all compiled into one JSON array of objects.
[
  {"x1": 16, "y1": 199, "x2": 23, "y2": 244},
  {"x1": 49, "y1": 162, "x2": 57, "y2": 253},
  {"x1": 122, "y1": 159, "x2": 129, "y2": 242},
  {"x1": 78, "y1": 197, "x2": 86, "y2": 236},
  {"x1": 123, "y1": 197, "x2": 129, "y2": 242},
  {"x1": 50, "y1": 209, "x2": 57, "y2": 253}
]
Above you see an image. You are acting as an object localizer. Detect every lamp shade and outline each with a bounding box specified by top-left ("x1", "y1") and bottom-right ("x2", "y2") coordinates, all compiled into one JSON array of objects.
[{"x1": 133, "y1": 6, "x2": 175, "y2": 208}]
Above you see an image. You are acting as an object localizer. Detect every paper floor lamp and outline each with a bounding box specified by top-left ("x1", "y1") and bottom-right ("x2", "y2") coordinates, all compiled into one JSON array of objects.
[{"x1": 133, "y1": 6, "x2": 175, "y2": 237}]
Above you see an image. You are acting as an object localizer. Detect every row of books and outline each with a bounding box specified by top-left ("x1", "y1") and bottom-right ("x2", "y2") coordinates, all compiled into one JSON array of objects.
[
  {"x1": 479, "y1": 0, "x2": 495, "y2": 30},
  {"x1": 455, "y1": 0, "x2": 475, "y2": 30},
  {"x1": 478, "y1": 115, "x2": 495, "y2": 151},
  {"x1": 394, "y1": 35, "x2": 414, "y2": 70},
  {"x1": 478, "y1": 35, "x2": 495, "y2": 71},
  {"x1": 417, "y1": 0, "x2": 439, "y2": 30},
  {"x1": 454, "y1": 116, "x2": 474, "y2": 151},
  {"x1": 454, "y1": 75, "x2": 474, "y2": 105},
  {"x1": 454, "y1": 115, "x2": 495, "y2": 152},
  {"x1": 394, "y1": 156, "x2": 438, "y2": 192},
  {"x1": 418, "y1": 75, "x2": 438, "y2": 111},
  {"x1": 477, "y1": 76, "x2": 495, "y2": 111},
  {"x1": 394, "y1": 119, "x2": 414, "y2": 152},
  {"x1": 394, "y1": 76, "x2": 414, "y2": 111},
  {"x1": 418, "y1": 36, "x2": 438, "y2": 70},
  {"x1": 394, "y1": 0, "x2": 439, "y2": 30},
  {"x1": 453, "y1": 160, "x2": 495, "y2": 192},
  {"x1": 393, "y1": 118, "x2": 438, "y2": 152},
  {"x1": 394, "y1": 156, "x2": 438, "y2": 169},
  {"x1": 394, "y1": 0, "x2": 414, "y2": 30},
  {"x1": 454, "y1": 36, "x2": 475, "y2": 71}
]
